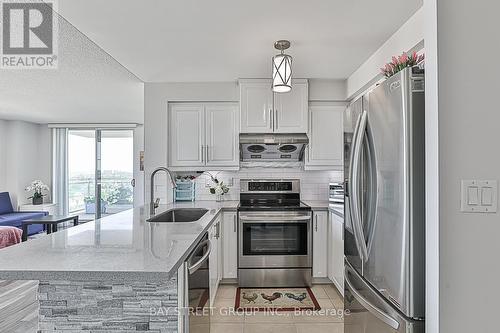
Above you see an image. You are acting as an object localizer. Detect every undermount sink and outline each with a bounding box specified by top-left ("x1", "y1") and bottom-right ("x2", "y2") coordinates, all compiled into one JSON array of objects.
[{"x1": 147, "y1": 208, "x2": 209, "y2": 223}]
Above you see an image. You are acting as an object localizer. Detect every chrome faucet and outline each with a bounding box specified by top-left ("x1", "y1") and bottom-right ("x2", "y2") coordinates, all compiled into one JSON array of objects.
[{"x1": 150, "y1": 167, "x2": 177, "y2": 215}]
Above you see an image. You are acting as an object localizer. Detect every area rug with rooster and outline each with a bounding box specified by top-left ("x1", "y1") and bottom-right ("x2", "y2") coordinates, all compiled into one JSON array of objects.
[{"x1": 235, "y1": 287, "x2": 320, "y2": 311}]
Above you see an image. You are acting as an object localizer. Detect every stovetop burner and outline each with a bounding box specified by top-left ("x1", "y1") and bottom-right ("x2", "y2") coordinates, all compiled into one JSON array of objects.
[{"x1": 238, "y1": 179, "x2": 311, "y2": 212}]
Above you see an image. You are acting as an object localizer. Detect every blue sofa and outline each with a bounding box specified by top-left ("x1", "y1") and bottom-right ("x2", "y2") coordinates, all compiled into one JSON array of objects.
[{"x1": 0, "y1": 192, "x2": 48, "y2": 236}]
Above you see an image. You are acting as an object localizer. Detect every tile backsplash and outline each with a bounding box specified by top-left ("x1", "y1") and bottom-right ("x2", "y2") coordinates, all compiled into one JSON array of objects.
[{"x1": 188, "y1": 168, "x2": 343, "y2": 201}]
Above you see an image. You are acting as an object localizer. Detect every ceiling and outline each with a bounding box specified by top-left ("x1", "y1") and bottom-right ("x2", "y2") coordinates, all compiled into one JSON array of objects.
[
  {"x1": 0, "y1": 10, "x2": 144, "y2": 124},
  {"x1": 0, "y1": 0, "x2": 422, "y2": 124},
  {"x1": 55, "y1": 0, "x2": 423, "y2": 82}
]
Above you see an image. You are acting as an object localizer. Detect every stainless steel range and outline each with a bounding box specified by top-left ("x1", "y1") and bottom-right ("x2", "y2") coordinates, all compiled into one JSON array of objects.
[{"x1": 238, "y1": 179, "x2": 312, "y2": 287}]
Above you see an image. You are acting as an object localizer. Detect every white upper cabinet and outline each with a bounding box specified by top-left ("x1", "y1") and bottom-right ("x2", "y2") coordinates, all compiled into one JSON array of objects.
[
  {"x1": 240, "y1": 79, "x2": 308, "y2": 133},
  {"x1": 169, "y1": 103, "x2": 239, "y2": 170},
  {"x1": 305, "y1": 104, "x2": 344, "y2": 169},
  {"x1": 274, "y1": 79, "x2": 308, "y2": 133},
  {"x1": 240, "y1": 79, "x2": 273, "y2": 133},
  {"x1": 205, "y1": 104, "x2": 239, "y2": 167},
  {"x1": 169, "y1": 103, "x2": 205, "y2": 167}
]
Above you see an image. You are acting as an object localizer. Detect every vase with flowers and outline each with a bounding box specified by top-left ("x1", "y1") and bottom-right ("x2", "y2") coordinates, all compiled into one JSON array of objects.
[
  {"x1": 206, "y1": 172, "x2": 229, "y2": 202},
  {"x1": 25, "y1": 180, "x2": 49, "y2": 205},
  {"x1": 380, "y1": 51, "x2": 424, "y2": 78}
]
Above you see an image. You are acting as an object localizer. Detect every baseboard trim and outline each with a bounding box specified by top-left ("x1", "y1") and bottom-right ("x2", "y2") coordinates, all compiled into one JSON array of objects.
[
  {"x1": 312, "y1": 277, "x2": 333, "y2": 284},
  {"x1": 220, "y1": 278, "x2": 238, "y2": 285}
]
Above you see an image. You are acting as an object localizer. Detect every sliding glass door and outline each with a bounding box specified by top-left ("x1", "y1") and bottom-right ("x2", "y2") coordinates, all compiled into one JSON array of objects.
[
  {"x1": 98, "y1": 130, "x2": 134, "y2": 218},
  {"x1": 67, "y1": 129, "x2": 134, "y2": 221},
  {"x1": 68, "y1": 130, "x2": 96, "y2": 219}
]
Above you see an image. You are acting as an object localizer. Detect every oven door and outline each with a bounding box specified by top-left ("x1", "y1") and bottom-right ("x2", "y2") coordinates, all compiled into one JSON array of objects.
[{"x1": 238, "y1": 211, "x2": 312, "y2": 268}]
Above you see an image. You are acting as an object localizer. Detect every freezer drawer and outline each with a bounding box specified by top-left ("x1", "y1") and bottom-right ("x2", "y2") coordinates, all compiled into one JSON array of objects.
[{"x1": 344, "y1": 261, "x2": 424, "y2": 333}]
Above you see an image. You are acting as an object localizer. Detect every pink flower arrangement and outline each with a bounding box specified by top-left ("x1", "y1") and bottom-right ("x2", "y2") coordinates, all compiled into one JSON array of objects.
[{"x1": 380, "y1": 51, "x2": 424, "y2": 78}]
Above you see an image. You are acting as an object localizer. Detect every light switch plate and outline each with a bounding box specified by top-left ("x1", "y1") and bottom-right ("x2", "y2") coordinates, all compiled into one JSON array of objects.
[{"x1": 461, "y1": 180, "x2": 498, "y2": 213}]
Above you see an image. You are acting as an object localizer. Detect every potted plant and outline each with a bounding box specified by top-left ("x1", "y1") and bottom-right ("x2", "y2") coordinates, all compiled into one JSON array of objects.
[
  {"x1": 84, "y1": 195, "x2": 107, "y2": 214},
  {"x1": 25, "y1": 180, "x2": 49, "y2": 205}
]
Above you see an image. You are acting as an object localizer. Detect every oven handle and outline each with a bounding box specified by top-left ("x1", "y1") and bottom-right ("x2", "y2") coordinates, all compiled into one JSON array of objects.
[{"x1": 239, "y1": 216, "x2": 312, "y2": 222}]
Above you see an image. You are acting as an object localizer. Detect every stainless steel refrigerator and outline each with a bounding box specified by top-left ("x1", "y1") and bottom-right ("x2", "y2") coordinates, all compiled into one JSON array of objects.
[{"x1": 344, "y1": 67, "x2": 425, "y2": 333}]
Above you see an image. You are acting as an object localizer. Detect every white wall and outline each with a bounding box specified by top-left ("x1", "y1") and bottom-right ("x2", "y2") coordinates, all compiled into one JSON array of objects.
[
  {"x1": 309, "y1": 79, "x2": 346, "y2": 101},
  {"x1": 346, "y1": 7, "x2": 424, "y2": 99},
  {"x1": 423, "y1": 1, "x2": 439, "y2": 332},
  {"x1": 0, "y1": 120, "x2": 52, "y2": 209},
  {"x1": 0, "y1": 121, "x2": 7, "y2": 190},
  {"x1": 144, "y1": 80, "x2": 346, "y2": 204},
  {"x1": 432, "y1": 1, "x2": 500, "y2": 332}
]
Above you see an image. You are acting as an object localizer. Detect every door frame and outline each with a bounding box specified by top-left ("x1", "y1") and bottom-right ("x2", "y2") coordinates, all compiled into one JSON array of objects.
[{"x1": 65, "y1": 126, "x2": 136, "y2": 220}]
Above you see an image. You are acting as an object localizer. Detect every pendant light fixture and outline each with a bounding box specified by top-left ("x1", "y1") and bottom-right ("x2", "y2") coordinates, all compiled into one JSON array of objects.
[{"x1": 272, "y1": 40, "x2": 292, "y2": 93}]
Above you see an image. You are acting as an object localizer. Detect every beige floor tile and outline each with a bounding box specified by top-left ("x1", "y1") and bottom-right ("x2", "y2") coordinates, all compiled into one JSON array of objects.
[
  {"x1": 210, "y1": 306, "x2": 245, "y2": 323},
  {"x1": 190, "y1": 324, "x2": 212, "y2": 333},
  {"x1": 291, "y1": 307, "x2": 344, "y2": 323},
  {"x1": 331, "y1": 298, "x2": 344, "y2": 310},
  {"x1": 244, "y1": 323, "x2": 298, "y2": 333},
  {"x1": 317, "y1": 298, "x2": 335, "y2": 310},
  {"x1": 295, "y1": 322, "x2": 344, "y2": 333},
  {"x1": 310, "y1": 285, "x2": 329, "y2": 299},
  {"x1": 217, "y1": 285, "x2": 238, "y2": 299},
  {"x1": 214, "y1": 298, "x2": 236, "y2": 308},
  {"x1": 210, "y1": 323, "x2": 244, "y2": 333},
  {"x1": 244, "y1": 310, "x2": 298, "y2": 324},
  {"x1": 324, "y1": 284, "x2": 342, "y2": 300}
]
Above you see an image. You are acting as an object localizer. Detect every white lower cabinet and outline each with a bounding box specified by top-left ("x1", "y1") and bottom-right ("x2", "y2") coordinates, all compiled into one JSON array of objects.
[
  {"x1": 209, "y1": 215, "x2": 222, "y2": 307},
  {"x1": 222, "y1": 212, "x2": 238, "y2": 279},
  {"x1": 312, "y1": 211, "x2": 328, "y2": 278},
  {"x1": 328, "y1": 211, "x2": 344, "y2": 295}
]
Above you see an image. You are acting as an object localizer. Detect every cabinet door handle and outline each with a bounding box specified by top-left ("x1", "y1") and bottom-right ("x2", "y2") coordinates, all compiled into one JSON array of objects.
[
  {"x1": 315, "y1": 214, "x2": 318, "y2": 232},
  {"x1": 233, "y1": 215, "x2": 237, "y2": 233},
  {"x1": 201, "y1": 145, "x2": 204, "y2": 163},
  {"x1": 269, "y1": 109, "x2": 273, "y2": 130},
  {"x1": 275, "y1": 109, "x2": 278, "y2": 130},
  {"x1": 206, "y1": 145, "x2": 209, "y2": 163}
]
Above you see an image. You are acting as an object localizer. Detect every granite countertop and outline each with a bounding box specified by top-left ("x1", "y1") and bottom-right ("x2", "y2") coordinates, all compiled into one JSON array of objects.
[
  {"x1": 302, "y1": 200, "x2": 344, "y2": 218},
  {"x1": 0, "y1": 201, "x2": 239, "y2": 282},
  {"x1": 301, "y1": 200, "x2": 330, "y2": 210}
]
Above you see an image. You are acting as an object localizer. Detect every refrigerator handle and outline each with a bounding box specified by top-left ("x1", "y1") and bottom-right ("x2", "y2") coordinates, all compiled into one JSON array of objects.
[
  {"x1": 347, "y1": 111, "x2": 365, "y2": 261},
  {"x1": 349, "y1": 110, "x2": 369, "y2": 261},
  {"x1": 364, "y1": 123, "x2": 379, "y2": 257},
  {"x1": 345, "y1": 269, "x2": 400, "y2": 330}
]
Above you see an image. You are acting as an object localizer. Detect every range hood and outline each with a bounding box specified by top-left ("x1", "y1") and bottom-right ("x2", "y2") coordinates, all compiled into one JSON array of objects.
[{"x1": 239, "y1": 133, "x2": 309, "y2": 162}]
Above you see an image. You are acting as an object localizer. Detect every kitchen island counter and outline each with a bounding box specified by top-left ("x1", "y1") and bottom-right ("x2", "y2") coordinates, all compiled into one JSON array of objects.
[{"x1": 0, "y1": 200, "x2": 239, "y2": 282}]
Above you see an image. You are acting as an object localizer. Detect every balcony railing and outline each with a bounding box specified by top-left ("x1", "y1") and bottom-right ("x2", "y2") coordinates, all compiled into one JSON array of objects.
[{"x1": 69, "y1": 178, "x2": 133, "y2": 214}]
